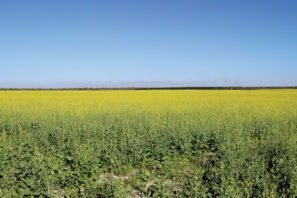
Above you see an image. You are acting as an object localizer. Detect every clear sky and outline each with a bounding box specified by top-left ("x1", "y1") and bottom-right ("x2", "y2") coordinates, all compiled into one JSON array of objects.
[{"x1": 1, "y1": 0, "x2": 297, "y2": 88}]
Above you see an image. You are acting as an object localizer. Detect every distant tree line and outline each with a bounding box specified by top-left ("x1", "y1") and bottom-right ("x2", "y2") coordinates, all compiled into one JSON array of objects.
[{"x1": 0, "y1": 86, "x2": 297, "y2": 90}]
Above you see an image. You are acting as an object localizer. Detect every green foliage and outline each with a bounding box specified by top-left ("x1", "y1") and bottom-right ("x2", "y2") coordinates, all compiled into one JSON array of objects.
[
  {"x1": 0, "y1": 89, "x2": 297, "y2": 197},
  {"x1": 0, "y1": 112, "x2": 296, "y2": 197}
]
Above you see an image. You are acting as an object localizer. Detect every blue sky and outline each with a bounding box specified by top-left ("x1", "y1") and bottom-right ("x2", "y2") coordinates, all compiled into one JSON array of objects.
[{"x1": 1, "y1": 0, "x2": 297, "y2": 88}]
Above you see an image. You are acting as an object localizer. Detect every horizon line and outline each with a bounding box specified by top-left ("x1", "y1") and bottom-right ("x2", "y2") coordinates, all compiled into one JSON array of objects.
[{"x1": 1, "y1": 86, "x2": 297, "y2": 90}]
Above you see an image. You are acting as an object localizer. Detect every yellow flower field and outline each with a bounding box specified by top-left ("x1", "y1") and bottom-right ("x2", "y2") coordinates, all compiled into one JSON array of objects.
[
  {"x1": 1, "y1": 89, "x2": 296, "y2": 114},
  {"x1": 0, "y1": 90, "x2": 296, "y2": 197}
]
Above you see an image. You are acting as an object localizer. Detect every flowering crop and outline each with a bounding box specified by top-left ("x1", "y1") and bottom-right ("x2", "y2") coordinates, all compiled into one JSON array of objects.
[{"x1": 0, "y1": 90, "x2": 296, "y2": 197}]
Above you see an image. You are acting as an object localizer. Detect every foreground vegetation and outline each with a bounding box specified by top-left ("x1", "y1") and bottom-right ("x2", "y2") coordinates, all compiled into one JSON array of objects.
[{"x1": 0, "y1": 90, "x2": 297, "y2": 197}]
